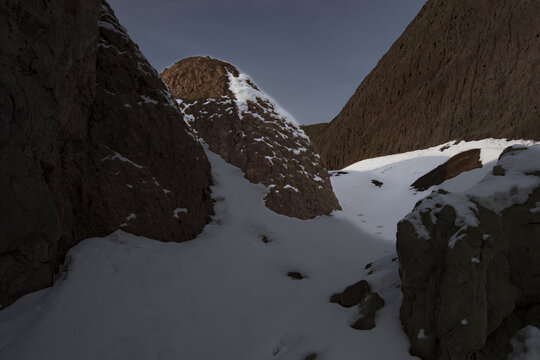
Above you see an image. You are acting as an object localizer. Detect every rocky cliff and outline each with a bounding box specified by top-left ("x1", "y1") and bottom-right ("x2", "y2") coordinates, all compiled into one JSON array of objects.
[
  {"x1": 0, "y1": 1, "x2": 213, "y2": 308},
  {"x1": 305, "y1": 0, "x2": 540, "y2": 169},
  {"x1": 162, "y1": 57, "x2": 341, "y2": 219},
  {"x1": 397, "y1": 145, "x2": 540, "y2": 359}
]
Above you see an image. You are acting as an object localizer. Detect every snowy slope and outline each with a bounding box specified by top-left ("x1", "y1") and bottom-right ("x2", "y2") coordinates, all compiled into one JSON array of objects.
[
  {"x1": 0, "y1": 138, "x2": 537, "y2": 360},
  {"x1": 331, "y1": 139, "x2": 537, "y2": 240},
  {"x1": 0, "y1": 148, "x2": 411, "y2": 360}
]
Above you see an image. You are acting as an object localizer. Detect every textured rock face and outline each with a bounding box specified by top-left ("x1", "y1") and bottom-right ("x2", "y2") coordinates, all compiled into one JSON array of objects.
[
  {"x1": 411, "y1": 149, "x2": 482, "y2": 191},
  {"x1": 305, "y1": 0, "x2": 540, "y2": 169},
  {"x1": 0, "y1": 1, "x2": 213, "y2": 308},
  {"x1": 162, "y1": 57, "x2": 341, "y2": 219},
  {"x1": 397, "y1": 146, "x2": 540, "y2": 359}
]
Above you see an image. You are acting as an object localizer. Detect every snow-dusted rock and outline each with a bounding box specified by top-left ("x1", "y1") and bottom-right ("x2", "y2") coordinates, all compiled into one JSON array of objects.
[
  {"x1": 397, "y1": 145, "x2": 540, "y2": 359},
  {"x1": 0, "y1": 1, "x2": 213, "y2": 308},
  {"x1": 162, "y1": 57, "x2": 341, "y2": 219}
]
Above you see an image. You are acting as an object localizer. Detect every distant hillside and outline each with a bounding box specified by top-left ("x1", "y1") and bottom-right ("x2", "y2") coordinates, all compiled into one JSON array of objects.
[{"x1": 307, "y1": 0, "x2": 540, "y2": 169}]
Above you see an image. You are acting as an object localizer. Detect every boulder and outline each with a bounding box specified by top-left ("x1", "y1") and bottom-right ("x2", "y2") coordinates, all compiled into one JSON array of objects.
[
  {"x1": 351, "y1": 292, "x2": 386, "y2": 330},
  {"x1": 331, "y1": 279, "x2": 385, "y2": 330},
  {"x1": 0, "y1": 0, "x2": 213, "y2": 308},
  {"x1": 411, "y1": 149, "x2": 482, "y2": 191},
  {"x1": 397, "y1": 145, "x2": 540, "y2": 359},
  {"x1": 162, "y1": 57, "x2": 341, "y2": 219},
  {"x1": 330, "y1": 280, "x2": 371, "y2": 308}
]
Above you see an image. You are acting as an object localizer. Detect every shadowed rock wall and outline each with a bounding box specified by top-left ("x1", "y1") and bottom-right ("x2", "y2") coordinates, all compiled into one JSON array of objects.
[{"x1": 0, "y1": 1, "x2": 213, "y2": 308}]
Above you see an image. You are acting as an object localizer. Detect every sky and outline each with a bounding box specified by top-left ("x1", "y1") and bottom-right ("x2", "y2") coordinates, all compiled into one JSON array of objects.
[{"x1": 108, "y1": 0, "x2": 426, "y2": 125}]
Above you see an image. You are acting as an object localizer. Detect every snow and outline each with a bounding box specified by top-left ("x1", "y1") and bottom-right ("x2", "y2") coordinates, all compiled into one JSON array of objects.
[
  {"x1": 138, "y1": 95, "x2": 158, "y2": 105},
  {"x1": 467, "y1": 145, "x2": 540, "y2": 213},
  {"x1": 509, "y1": 326, "x2": 540, "y2": 360},
  {"x1": 448, "y1": 230, "x2": 467, "y2": 249},
  {"x1": 1, "y1": 138, "x2": 538, "y2": 360},
  {"x1": 227, "y1": 70, "x2": 309, "y2": 141},
  {"x1": 284, "y1": 184, "x2": 299, "y2": 192},
  {"x1": 98, "y1": 20, "x2": 126, "y2": 35},
  {"x1": 0, "y1": 147, "x2": 414, "y2": 360},
  {"x1": 530, "y1": 203, "x2": 540, "y2": 213},
  {"x1": 102, "y1": 151, "x2": 144, "y2": 169},
  {"x1": 332, "y1": 139, "x2": 537, "y2": 240},
  {"x1": 173, "y1": 208, "x2": 188, "y2": 218}
]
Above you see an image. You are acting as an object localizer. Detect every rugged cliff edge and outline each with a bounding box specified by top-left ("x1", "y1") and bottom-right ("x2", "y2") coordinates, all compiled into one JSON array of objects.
[
  {"x1": 0, "y1": 1, "x2": 213, "y2": 308},
  {"x1": 397, "y1": 145, "x2": 540, "y2": 359},
  {"x1": 162, "y1": 57, "x2": 341, "y2": 219},
  {"x1": 305, "y1": 0, "x2": 540, "y2": 169}
]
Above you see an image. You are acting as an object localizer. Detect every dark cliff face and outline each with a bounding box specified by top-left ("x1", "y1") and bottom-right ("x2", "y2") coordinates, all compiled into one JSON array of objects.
[
  {"x1": 306, "y1": 0, "x2": 540, "y2": 170},
  {"x1": 0, "y1": 1, "x2": 214, "y2": 308},
  {"x1": 162, "y1": 57, "x2": 341, "y2": 219}
]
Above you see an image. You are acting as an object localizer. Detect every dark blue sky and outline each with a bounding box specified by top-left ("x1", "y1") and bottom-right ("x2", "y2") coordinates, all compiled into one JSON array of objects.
[{"x1": 108, "y1": 0, "x2": 426, "y2": 124}]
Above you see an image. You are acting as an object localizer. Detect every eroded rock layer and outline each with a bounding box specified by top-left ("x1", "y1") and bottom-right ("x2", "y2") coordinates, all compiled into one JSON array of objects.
[
  {"x1": 0, "y1": 1, "x2": 213, "y2": 308},
  {"x1": 162, "y1": 57, "x2": 341, "y2": 219},
  {"x1": 411, "y1": 149, "x2": 482, "y2": 191},
  {"x1": 306, "y1": 0, "x2": 540, "y2": 169}
]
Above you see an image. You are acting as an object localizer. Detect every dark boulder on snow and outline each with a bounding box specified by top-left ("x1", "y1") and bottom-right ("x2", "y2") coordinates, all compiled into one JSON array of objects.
[
  {"x1": 330, "y1": 280, "x2": 371, "y2": 308},
  {"x1": 161, "y1": 57, "x2": 341, "y2": 219},
  {"x1": 351, "y1": 292, "x2": 385, "y2": 331},
  {"x1": 0, "y1": 0, "x2": 213, "y2": 308},
  {"x1": 397, "y1": 145, "x2": 540, "y2": 359},
  {"x1": 411, "y1": 149, "x2": 482, "y2": 191},
  {"x1": 304, "y1": 0, "x2": 540, "y2": 169},
  {"x1": 331, "y1": 280, "x2": 385, "y2": 330}
]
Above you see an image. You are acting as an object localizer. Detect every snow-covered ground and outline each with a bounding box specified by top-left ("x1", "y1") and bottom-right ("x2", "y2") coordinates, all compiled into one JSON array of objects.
[
  {"x1": 0, "y1": 139, "x2": 537, "y2": 360},
  {"x1": 332, "y1": 138, "x2": 537, "y2": 240}
]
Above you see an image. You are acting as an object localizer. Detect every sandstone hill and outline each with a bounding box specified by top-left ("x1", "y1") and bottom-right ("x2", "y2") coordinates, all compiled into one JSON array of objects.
[
  {"x1": 162, "y1": 57, "x2": 341, "y2": 219},
  {"x1": 397, "y1": 145, "x2": 540, "y2": 359},
  {"x1": 304, "y1": 0, "x2": 540, "y2": 170},
  {"x1": 0, "y1": 0, "x2": 213, "y2": 308}
]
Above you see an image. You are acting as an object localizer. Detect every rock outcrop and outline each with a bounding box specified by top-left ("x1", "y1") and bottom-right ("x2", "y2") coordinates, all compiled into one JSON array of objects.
[
  {"x1": 397, "y1": 145, "x2": 540, "y2": 359},
  {"x1": 411, "y1": 149, "x2": 482, "y2": 191},
  {"x1": 162, "y1": 57, "x2": 341, "y2": 219},
  {"x1": 304, "y1": 0, "x2": 540, "y2": 169},
  {"x1": 1, "y1": 1, "x2": 213, "y2": 308}
]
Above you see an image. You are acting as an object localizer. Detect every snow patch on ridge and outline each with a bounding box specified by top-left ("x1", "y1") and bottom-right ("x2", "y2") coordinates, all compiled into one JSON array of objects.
[
  {"x1": 467, "y1": 145, "x2": 540, "y2": 213},
  {"x1": 333, "y1": 138, "x2": 539, "y2": 240},
  {"x1": 226, "y1": 70, "x2": 309, "y2": 141}
]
